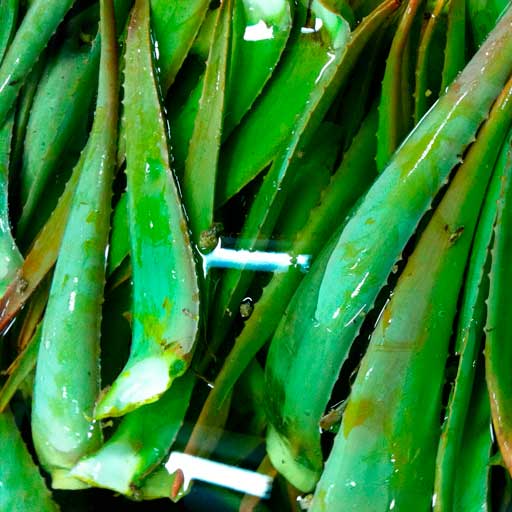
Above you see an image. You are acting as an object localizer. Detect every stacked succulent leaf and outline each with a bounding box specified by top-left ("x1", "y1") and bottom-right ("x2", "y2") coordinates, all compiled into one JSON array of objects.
[{"x1": 0, "y1": 0, "x2": 512, "y2": 510}]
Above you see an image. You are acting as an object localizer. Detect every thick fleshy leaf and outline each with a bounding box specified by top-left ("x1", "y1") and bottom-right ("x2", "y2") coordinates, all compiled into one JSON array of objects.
[
  {"x1": 309, "y1": 69, "x2": 512, "y2": 509},
  {"x1": 433, "y1": 125, "x2": 512, "y2": 511},
  {"x1": 186, "y1": 106, "x2": 378, "y2": 459},
  {"x1": 264, "y1": 6, "x2": 512, "y2": 492},
  {"x1": 0, "y1": 0, "x2": 76, "y2": 125},
  {"x1": 0, "y1": 410, "x2": 58, "y2": 511},
  {"x1": 31, "y1": 0, "x2": 119, "y2": 488},
  {"x1": 95, "y1": 0, "x2": 200, "y2": 419}
]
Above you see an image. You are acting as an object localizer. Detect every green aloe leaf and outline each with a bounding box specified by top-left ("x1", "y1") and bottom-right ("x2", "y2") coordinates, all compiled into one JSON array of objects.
[
  {"x1": 264, "y1": 5, "x2": 512, "y2": 492},
  {"x1": 309, "y1": 68, "x2": 512, "y2": 509},
  {"x1": 151, "y1": 0, "x2": 210, "y2": 91},
  {"x1": 376, "y1": 0, "x2": 424, "y2": 171},
  {"x1": 183, "y1": 0, "x2": 233, "y2": 242},
  {"x1": 71, "y1": 372, "x2": 194, "y2": 496},
  {"x1": 0, "y1": 410, "x2": 58, "y2": 511},
  {"x1": 452, "y1": 365, "x2": 492, "y2": 512},
  {"x1": 413, "y1": 0, "x2": 448, "y2": 123},
  {"x1": 433, "y1": 125, "x2": 512, "y2": 511},
  {"x1": 95, "y1": 0, "x2": 200, "y2": 419},
  {"x1": 208, "y1": 0, "x2": 397, "y2": 361},
  {"x1": 16, "y1": 19, "x2": 100, "y2": 241},
  {"x1": 485, "y1": 128, "x2": 512, "y2": 478},
  {"x1": 185, "y1": 105, "x2": 378, "y2": 459},
  {"x1": 31, "y1": 0, "x2": 119, "y2": 488},
  {"x1": 0, "y1": 0, "x2": 77, "y2": 125}
]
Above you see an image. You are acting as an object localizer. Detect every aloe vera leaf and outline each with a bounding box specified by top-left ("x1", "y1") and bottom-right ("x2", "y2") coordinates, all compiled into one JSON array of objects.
[
  {"x1": 376, "y1": 0, "x2": 424, "y2": 172},
  {"x1": 309, "y1": 72, "x2": 512, "y2": 508},
  {"x1": 0, "y1": 0, "x2": 18, "y2": 64},
  {"x1": 16, "y1": 32, "x2": 100, "y2": 240},
  {"x1": 414, "y1": 0, "x2": 448, "y2": 123},
  {"x1": 0, "y1": 150, "x2": 83, "y2": 333},
  {"x1": 95, "y1": 0, "x2": 200, "y2": 419},
  {"x1": 171, "y1": 0, "x2": 292, "y2": 182},
  {"x1": 0, "y1": 0, "x2": 77, "y2": 126},
  {"x1": 17, "y1": 0, "x2": 133, "y2": 241},
  {"x1": 71, "y1": 372, "x2": 194, "y2": 495},
  {"x1": 334, "y1": 28, "x2": 384, "y2": 153},
  {"x1": 452, "y1": 365, "x2": 492, "y2": 512},
  {"x1": 467, "y1": 0, "x2": 509, "y2": 47},
  {"x1": 9, "y1": 53, "x2": 46, "y2": 186},
  {"x1": 433, "y1": 126, "x2": 512, "y2": 511},
  {"x1": 0, "y1": 410, "x2": 58, "y2": 511},
  {"x1": 440, "y1": 0, "x2": 466, "y2": 90},
  {"x1": 485, "y1": 138, "x2": 512, "y2": 478},
  {"x1": 0, "y1": 323, "x2": 41, "y2": 412},
  {"x1": 183, "y1": 0, "x2": 233, "y2": 242},
  {"x1": 150, "y1": 0, "x2": 209, "y2": 92},
  {"x1": 224, "y1": 0, "x2": 292, "y2": 136},
  {"x1": 0, "y1": 0, "x2": 21, "y2": 296},
  {"x1": 0, "y1": 114, "x2": 22, "y2": 296},
  {"x1": 216, "y1": 1, "x2": 352, "y2": 205},
  {"x1": 186, "y1": 107, "x2": 377, "y2": 458},
  {"x1": 31, "y1": 0, "x2": 118, "y2": 488},
  {"x1": 209, "y1": 0, "x2": 396, "y2": 356},
  {"x1": 15, "y1": 272, "x2": 49, "y2": 351},
  {"x1": 264, "y1": 7, "x2": 512, "y2": 492}
]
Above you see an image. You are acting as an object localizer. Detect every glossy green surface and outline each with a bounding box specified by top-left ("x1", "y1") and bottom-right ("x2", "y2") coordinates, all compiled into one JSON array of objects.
[
  {"x1": 17, "y1": 30, "x2": 100, "y2": 239},
  {"x1": 31, "y1": 0, "x2": 118, "y2": 488},
  {"x1": 209, "y1": 0, "x2": 395, "y2": 361},
  {"x1": 376, "y1": 0, "x2": 423, "y2": 171},
  {"x1": 150, "y1": 0, "x2": 209, "y2": 91},
  {"x1": 71, "y1": 372, "x2": 194, "y2": 495},
  {"x1": 309, "y1": 68, "x2": 512, "y2": 512},
  {"x1": 95, "y1": 0, "x2": 200, "y2": 419},
  {"x1": 183, "y1": 0, "x2": 233, "y2": 241},
  {"x1": 0, "y1": 410, "x2": 58, "y2": 511},
  {"x1": 440, "y1": 0, "x2": 466, "y2": 90},
  {"x1": 186, "y1": 106, "x2": 378, "y2": 459},
  {"x1": 485, "y1": 128, "x2": 512, "y2": 476},
  {"x1": 0, "y1": 0, "x2": 76, "y2": 126},
  {"x1": 434, "y1": 126, "x2": 512, "y2": 512},
  {"x1": 264, "y1": 6, "x2": 512, "y2": 492}
]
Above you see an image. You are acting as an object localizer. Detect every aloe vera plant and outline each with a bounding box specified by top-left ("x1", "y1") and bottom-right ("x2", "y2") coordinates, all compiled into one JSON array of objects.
[
  {"x1": 265, "y1": 6, "x2": 512, "y2": 491},
  {"x1": 0, "y1": 0, "x2": 77, "y2": 125},
  {"x1": 485, "y1": 130, "x2": 512, "y2": 478},
  {"x1": 209, "y1": 0, "x2": 397, "y2": 362},
  {"x1": 185, "y1": 105, "x2": 378, "y2": 459},
  {"x1": 2, "y1": 0, "x2": 512, "y2": 508},
  {"x1": 309, "y1": 66, "x2": 512, "y2": 511},
  {"x1": 94, "y1": 0, "x2": 200, "y2": 419},
  {"x1": 434, "y1": 126, "x2": 512, "y2": 511},
  {"x1": 16, "y1": 19, "x2": 101, "y2": 240},
  {"x1": 31, "y1": 0, "x2": 118, "y2": 488}
]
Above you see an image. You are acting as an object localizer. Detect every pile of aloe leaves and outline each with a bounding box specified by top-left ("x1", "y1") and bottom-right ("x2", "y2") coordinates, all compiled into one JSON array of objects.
[{"x1": 2, "y1": 0, "x2": 512, "y2": 510}]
